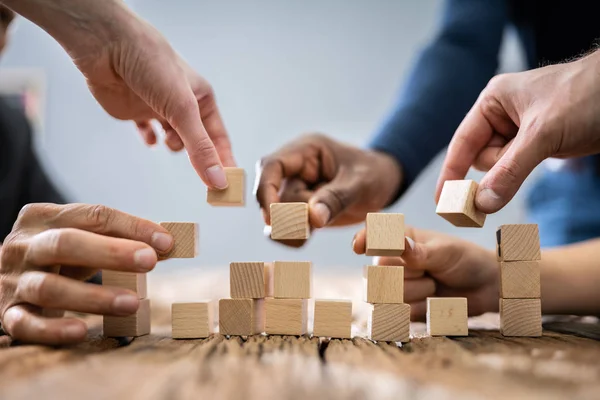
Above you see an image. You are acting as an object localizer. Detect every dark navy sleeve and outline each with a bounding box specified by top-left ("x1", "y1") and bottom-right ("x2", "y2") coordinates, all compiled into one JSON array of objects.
[{"x1": 369, "y1": 0, "x2": 508, "y2": 199}]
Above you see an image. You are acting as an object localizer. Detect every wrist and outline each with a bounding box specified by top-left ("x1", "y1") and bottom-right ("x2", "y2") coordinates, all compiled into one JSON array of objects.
[{"x1": 368, "y1": 150, "x2": 404, "y2": 209}]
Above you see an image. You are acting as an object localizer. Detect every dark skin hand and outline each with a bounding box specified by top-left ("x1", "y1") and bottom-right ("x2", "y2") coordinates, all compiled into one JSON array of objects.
[{"x1": 255, "y1": 134, "x2": 403, "y2": 246}]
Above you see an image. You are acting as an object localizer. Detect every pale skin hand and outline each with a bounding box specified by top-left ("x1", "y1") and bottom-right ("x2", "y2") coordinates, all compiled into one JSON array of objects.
[
  {"x1": 353, "y1": 226, "x2": 600, "y2": 319},
  {"x1": 436, "y1": 50, "x2": 600, "y2": 213},
  {"x1": 2, "y1": 0, "x2": 236, "y2": 189},
  {"x1": 0, "y1": 203, "x2": 174, "y2": 345}
]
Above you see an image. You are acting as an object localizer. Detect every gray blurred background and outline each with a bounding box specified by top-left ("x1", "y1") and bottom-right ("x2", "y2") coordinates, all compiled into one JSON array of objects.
[{"x1": 1, "y1": 0, "x2": 531, "y2": 272}]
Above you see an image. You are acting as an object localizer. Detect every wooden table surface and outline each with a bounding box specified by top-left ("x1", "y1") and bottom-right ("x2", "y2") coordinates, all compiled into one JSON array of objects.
[{"x1": 1, "y1": 270, "x2": 599, "y2": 400}]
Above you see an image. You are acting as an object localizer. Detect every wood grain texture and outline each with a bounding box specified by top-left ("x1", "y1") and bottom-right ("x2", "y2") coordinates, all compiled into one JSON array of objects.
[
  {"x1": 270, "y1": 202, "x2": 310, "y2": 240},
  {"x1": 365, "y1": 213, "x2": 405, "y2": 256},
  {"x1": 500, "y1": 261, "x2": 541, "y2": 299},
  {"x1": 267, "y1": 261, "x2": 312, "y2": 299},
  {"x1": 102, "y1": 271, "x2": 147, "y2": 299},
  {"x1": 264, "y1": 298, "x2": 308, "y2": 335},
  {"x1": 172, "y1": 302, "x2": 214, "y2": 339},
  {"x1": 368, "y1": 303, "x2": 410, "y2": 342},
  {"x1": 500, "y1": 298, "x2": 542, "y2": 337},
  {"x1": 426, "y1": 297, "x2": 468, "y2": 336},
  {"x1": 436, "y1": 180, "x2": 486, "y2": 227},
  {"x1": 206, "y1": 167, "x2": 245, "y2": 206},
  {"x1": 364, "y1": 265, "x2": 404, "y2": 304},
  {"x1": 159, "y1": 222, "x2": 198, "y2": 259},
  {"x1": 496, "y1": 224, "x2": 541, "y2": 261},
  {"x1": 219, "y1": 299, "x2": 264, "y2": 336},
  {"x1": 103, "y1": 299, "x2": 151, "y2": 337},
  {"x1": 230, "y1": 262, "x2": 266, "y2": 299},
  {"x1": 313, "y1": 300, "x2": 352, "y2": 339}
]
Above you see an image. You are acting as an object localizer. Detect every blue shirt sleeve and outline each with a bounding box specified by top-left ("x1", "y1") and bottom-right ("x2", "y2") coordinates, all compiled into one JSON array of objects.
[{"x1": 369, "y1": 0, "x2": 508, "y2": 199}]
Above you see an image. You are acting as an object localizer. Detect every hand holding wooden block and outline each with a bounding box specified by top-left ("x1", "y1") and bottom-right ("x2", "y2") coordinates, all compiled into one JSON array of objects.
[
  {"x1": 172, "y1": 302, "x2": 214, "y2": 339},
  {"x1": 264, "y1": 298, "x2": 308, "y2": 335},
  {"x1": 496, "y1": 224, "x2": 541, "y2": 261},
  {"x1": 365, "y1": 213, "x2": 405, "y2": 256},
  {"x1": 368, "y1": 303, "x2": 410, "y2": 342},
  {"x1": 159, "y1": 222, "x2": 198, "y2": 259},
  {"x1": 219, "y1": 299, "x2": 264, "y2": 336},
  {"x1": 102, "y1": 271, "x2": 147, "y2": 299},
  {"x1": 313, "y1": 300, "x2": 352, "y2": 339},
  {"x1": 270, "y1": 203, "x2": 310, "y2": 240},
  {"x1": 364, "y1": 265, "x2": 404, "y2": 304},
  {"x1": 426, "y1": 297, "x2": 468, "y2": 336},
  {"x1": 266, "y1": 261, "x2": 311, "y2": 299},
  {"x1": 500, "y1": 261, "x2": 541, "y2": 298},
  {"x1": 230, "y1": 262, "x2": 267, "y2": 299},
  {"x1": 207, "y1": 167, "x2": 245, "y2": 206},
  {"x1": 499, "y1": 298, "x2": 542, "y2": 337},
  {"x1": 103, "y1": 299, "x2": 151, "y2": 337},
  {"x1": 436, "y1": 180, "x2": 486, "y2": 227}
]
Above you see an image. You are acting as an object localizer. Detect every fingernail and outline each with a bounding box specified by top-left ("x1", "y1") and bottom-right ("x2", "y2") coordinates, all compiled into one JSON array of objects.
[
  {"x1": 313, "y1": 203, "x2": 331, "y2": 226},
  {"x1": 113, "y1": 294, "x2": 140, "y2": 315},
  {"x1": 478, "y1": 188, "x2": 503, "y2": 211},
  {"x1": 206, "y1": 165, "x2": 228, "y2": 189},
  {"x1": 151, "y1": 232, "x2": 173, "y2": 252},
  {"x1": 263, "y1": 225, "x2": 272, "y2": 238},
  {"x1": 134, "y1": 248, "x2": 157, "y2": 271},
  {"x1": 62, "y1": 324, "x2": 86, "y2": 340},
  {"x1": 372, "y1": 256, "x2": 381, "y2": 265},
  {"x1": 406, "y1": 237, "x2": 415, "y2": 250}
]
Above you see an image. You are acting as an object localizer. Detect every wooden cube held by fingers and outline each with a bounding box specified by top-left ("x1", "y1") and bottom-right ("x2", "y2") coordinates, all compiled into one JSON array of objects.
[
  {"x1": 500, "y1": 298, "x2": 542, "y2": 337},
  {"x1": 230, "y1": 262, "x2": 267, "y2": 299},
  {"x1": 219, "y1": 299, "x2": 264, "y2": 336},
  {"x1": 103, "y1": 298, "x2": 151, "y2": 337},
  {"x1": 264, "y1": 298, "x2": 308, "y2": 335},
  {"x1": 365, "y1": 213, "x2": 405, "y2": 256},
  {"x1": 102, "y1": 271, "x2": 147, "y2": 299},
  {"x1": 426, "y1": 297, "x2": 468, "y2": 336},
  {"x1": 496, "y1": 224, "x2": 541, "y2": 261},
  {"x1": 207, "y1": 167, "x2": 245, "y2": 206},
  {"x1": 500, "y1": 261, "x2": 541, "y2": 298},
  {"x1": 266, "y1": 261, "x2": 311, "y2": 299},
  {"x1": 364, "y1": 265, "x2": 404, "y2": 304},
  {"x1": 172, "y1": 302, "x2": 215, "y2": 339},
  {"x1": 270, "y1": 202, "x2": 310, "y2": 240},
  {"x1": 158, "y1": 222, "x2": 198, "y2": 259},
  {"x1": 436, "y1": 180, "x2": 486, "y2": 227},
  {"x1": 313, "y1": 300, "x2": 352, "y2": 339},
  {"x1": 368, "y1": 303, "x2": 410, "y2": 342}
]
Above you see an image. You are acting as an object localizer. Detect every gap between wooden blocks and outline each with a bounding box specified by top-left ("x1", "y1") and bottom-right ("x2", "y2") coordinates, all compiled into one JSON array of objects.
[
  {"x1": 159, "y1": 222, "x2": 199, "y2": 259},
  {"x1": 207, "y1": 167, "x2": 245, "y2": 206},
  {"x1": 436, "y1": 180, "x2": 486, "y2": 227},
  {"x1": 365, "y1": 213, "x2": 405, "y2": 256}
]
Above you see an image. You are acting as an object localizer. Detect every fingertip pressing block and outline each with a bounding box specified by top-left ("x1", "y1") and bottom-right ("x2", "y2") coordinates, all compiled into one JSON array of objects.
[
  {"x1": 500, "y1": 298, "x2": 542, "y2": 337},
  {"x1": 500, "y1": 261, "x2": 541, "y2": 298},
  {"x1": 270, "y1": 202, "x2": 309, "y2": 240},
  {"x1": 426, "y1": 297, "x2": 468, "y2": 336},
  {"x1": 368, "y1": 303, "x2": 410, "y2": 342},
  {"x1": 365, "y1": 213, "x2": 405, "y2": 256},
  {"x1": 496, "y1": 224, "x2": 541, "y2": 261},
  {"x1": 219, "y1": 299, "x2": 264, "y2": 336},
  {"x1": 436, "y1": 180, "x2": 486, "y2": 227},
  {"x1": 172, "y1": 302, "x2": 215, "y2": 339},
  {"x1": 313, "y1": 300, "x2": 352, "y2": 339},
  {"x1": 266, "y1": 261, "x2": 311, "y2": 299},
  {"x1": 159, "y1": 222, "x2": 198, "y2": 259},
  {"x1": 230, "y1": 262, "x2": 267, "y2": 299},
  {"x1": 102, "y1": 271, "x2": 147, "y2": 299},
  {"x1": 265, "y1": 298, "x2": 308, "y2": 335},
  {"x1": 364, "y1": 265, "x2": 404, "y2": 304},
  {"x1": 104, "y1": 298, "x2": 151, "y2": 337},
  {"x1": 207, "y1": 167, "x2": 245, "y2": 206}
]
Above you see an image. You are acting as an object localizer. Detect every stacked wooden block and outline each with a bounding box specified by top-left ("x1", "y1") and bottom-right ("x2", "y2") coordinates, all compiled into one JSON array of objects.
[
  {"x1": 102, "y1": 271, "x2": 151, "y2": 337},
  {"x1": 497, "y1": 224, "x2": 542, "y2": 337},
  {"x1": 364, "y1": 213, "x2": 410, "y2": 342}
]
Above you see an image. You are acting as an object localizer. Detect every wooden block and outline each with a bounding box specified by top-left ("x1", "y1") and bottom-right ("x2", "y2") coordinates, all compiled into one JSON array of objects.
[
  {"x1": 500, "y1": 261, "x2": 541, "y2": 299},
  {"x1": 270, "y1": 202, "x2": 309, "y2": 240},
  {"x1": 436, "y1": 180, "x2": 486, "y2": 227},
  {"x1": 159, "y1": 222, "x2": 198, "y2": 259},
  {"x1": 365, "y1": 213, "x2": 405, "y2": 256},
  {"x1": 219, "y1": 299, "x2": 264, "y2": 336},
  {"x1": 172, "y1": 302, "x2": 215, "y2": 339},
  {"x1": 102, "y1": 271, "x2": 147, "y2": 299},
  {"x1": 266, "y1": 261, "x2": 311, "y2": 299},
  {"x1": 496, "y1": 224, "x2": 541, "y2": 261},
  {"x1": 207, "y1": 167, "x2": 245, "y2": 206},
  {"x1": 368, "y1": 303, "x2": 410, "y2": 342},
  {"x1": 313, "y1": 300, "x2": 352, "y2": 339},
  {"x1": 264, "y1": 298, "x2": 308, "y2": 335},
  {"x1": 426, "y1": 297, "x2": 468, "y2": 336},
  {"x1": 363, "y1": 265, "x2": 403, "y2": 304},
  {"x1": 230, "y1": 262, "x2": 267, "y2": 299},
  {"x1": 103, "y1": 299, "x2": 151, "y2": 337},
  {"x1": 500, "y1": 298, "x2": 542, "y2": 337}
]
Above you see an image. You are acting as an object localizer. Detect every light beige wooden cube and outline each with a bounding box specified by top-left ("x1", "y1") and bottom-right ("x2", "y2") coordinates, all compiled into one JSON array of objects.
[
  {"x1": 500, "y1": 261, "x2": 541, "y2": 298},
  {"x1": 436, "y1": 180, "x2": 485, "y2": 227},
  {"x1": 365, "y1": 213, "x2": 405, "y2": 256},
  {"x1": 103, "y1": 299, "x2": 151, "y2": 337},
  {"x1": 426, "y1": 297, "x2": 468, "y2": 336},
  {"x1": 266, "y1": 261, "x2": 311, "y2": 299},
  {"x1": 265, "y1": 298, "x2": 308, "y2": 335},
  {"x1": 313, "y1": 300, "x2": 352, "y2": 339},
  {"x1": 270, "y1": 202, "x2": 310, "y2": 240},
  {"x1": 158, "y1": 222, "x2": 198, "y2": 259},
  {"x1": 368, "y1": 303, "x2": 410, "y2": 342},
  {"x1": 102, "y1": 271, "x2": 147, "y2": 299},
  {"x1": 364, "y1": 265, "x2": 404, "y2": 304},
  {"x1": 230, "y1": 262, "x2": 267, "y2": 299},
  {"x1": 207, "y1": 167, "x2": 245, "y2": 206},
  {"x1": 496, "y1": 224, "x2": 541, "y2": 261},
  {"x1": 172, "y1": 302, "x2": 214, "y2": 339},
  {"x1": 219, "y1": 299, "x2": 264, "y2": 336},
  {"x1": 500, "y1": 298, "x2": 542, "y2": 337}
]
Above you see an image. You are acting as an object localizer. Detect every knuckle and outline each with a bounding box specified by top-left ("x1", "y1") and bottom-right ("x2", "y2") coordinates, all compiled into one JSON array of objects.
[
  {"x1": 1, "y1": 236, "x2": 27, "y2": 266},
  {"x1": 87, "y1": 205, "x2": 114, "y2": 232},
  {"x1": 25, "y1": 229, "x2": 69, "y2": 264},
  {"x1": 320, "y1": 186, "x2": 350, "y2": 214},
  {"x1": 15, "y1": 203, "x2": 56, "y2": 226},
  {"x1": 189, "y1": 137, "x2": 217, "y2": 160}
]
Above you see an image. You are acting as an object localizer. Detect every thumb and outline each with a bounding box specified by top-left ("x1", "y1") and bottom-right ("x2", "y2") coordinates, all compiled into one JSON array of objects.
[
  {"x1": 308, "y1": 173, "x2": 361, "y2": 228},
  {"x1": 476, "y1": 123, "x2": 550, "y2": 213}
]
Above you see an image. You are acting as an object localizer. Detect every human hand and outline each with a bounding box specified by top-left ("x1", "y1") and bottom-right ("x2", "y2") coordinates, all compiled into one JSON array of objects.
[
  {"x1": 437, "y1": 50, "x2": 600, "y2": 213},
  {"x1": 353, "y1": 226, "x2": 499, "y2": 320},
  {"x1": 255, "y1": 134, "x2": 403, "y2": 232},
  {"x1": 0, "y1": 203, "x2": 173, "y2": 345}
]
